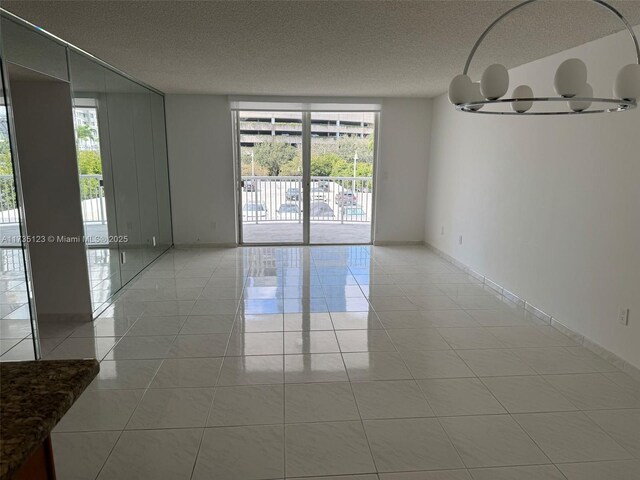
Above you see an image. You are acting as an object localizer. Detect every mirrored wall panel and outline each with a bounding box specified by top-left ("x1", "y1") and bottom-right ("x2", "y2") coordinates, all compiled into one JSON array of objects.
[
  {"x1": 0, "y1": 13, "x2": 173, "y2": 334},
  {"x1": 68, "y1": 51, "x2": 173, "y2": 312},
  {"x1": 0, "y1": 20, "x2": 37, "y2": 361}
]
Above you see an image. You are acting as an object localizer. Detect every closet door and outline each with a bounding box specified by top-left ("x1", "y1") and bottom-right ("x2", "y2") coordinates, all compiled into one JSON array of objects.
[
  {"x1": 68, "y1": 51, "x2": 122, "y2": 311},
  {"x1": 131, "y1": 85, "x2": 160, "y2": 266},
  {"x1": 150, "y1": 93, "x2": 172, "y2": 250},
  {"x1": 104, "y1": 71, "x2": 144, "y2": 285}
]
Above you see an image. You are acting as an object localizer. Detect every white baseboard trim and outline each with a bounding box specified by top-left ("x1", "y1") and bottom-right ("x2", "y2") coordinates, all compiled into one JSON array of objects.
[
  {"x1": 174, "y1": 243, "x2": 238, "y2": 248},
  {"x1": 373, "y1": 240, "x2": 425, "y2": 246},
  {"x1": 424, "y1": 241, "x2": 640, "y2": 382}
]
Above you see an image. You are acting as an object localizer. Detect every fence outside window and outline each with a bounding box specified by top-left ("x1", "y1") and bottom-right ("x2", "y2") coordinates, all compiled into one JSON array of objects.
[
  {"x1": 0, "y1": 174, "x2": 107, "y2": 225},
  {"x1": 240, "y1": 175, "x2": 373, "y2": 224}
]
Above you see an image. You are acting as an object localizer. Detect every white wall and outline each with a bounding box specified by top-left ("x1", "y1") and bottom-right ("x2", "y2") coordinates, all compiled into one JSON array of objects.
[
  {"x1": 165, "y1": 95, "x2": 432, "y2": 246},
  {"x1": 375, "y1": 98, "x2": 432, "y2": 243},
  {"x1": 165, "y1": 95, "x2": 237, "y2": 245},
  {"x1": 425, "y1": 28, "x2": 640, "y2": 369}
]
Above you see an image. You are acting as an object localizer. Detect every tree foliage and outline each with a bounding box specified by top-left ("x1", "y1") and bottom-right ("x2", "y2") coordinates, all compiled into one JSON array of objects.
[
  {"x1": 243, "y1": 134, "x2": 375, "y2": 179},
  {"x1": 310, "y1": 153, "x2": 340, "y2": 176},
  {"x1": 241, "y1": 162, "x2": 268, "y2": 176},
  {"x1": 77, "y1": 151, "x2": 103, "y2": 199},
  {"x1": 279, "y1": 157, "x2": 302, "y2": 176},
  {"x1": 0, "y1": 141, "x2": 16, "y2": 210},
  {"x1": 253, "y1": 141, "x2": 298, "y2": 176},
  {"x1": 78, "y1": 150, "x2": 102, "y2": 174},
  {"x1": 0, "y1": 141, "x2": 13, "y2": 175},
  {"x1": 76, "y1": 124, "x2": 96, "y2": 142}
]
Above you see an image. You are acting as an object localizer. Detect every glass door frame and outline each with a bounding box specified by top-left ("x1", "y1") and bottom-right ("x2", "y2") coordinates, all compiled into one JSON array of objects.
[{"x1": 234, "y1": 110, "x2": 379, "y2": 246}]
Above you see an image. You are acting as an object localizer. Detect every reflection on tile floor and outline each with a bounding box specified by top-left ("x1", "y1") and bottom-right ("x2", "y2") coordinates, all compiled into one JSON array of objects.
[
  {"x1": 0, "y1": 248, "x2": 35, "y2": 361},
  {"x1": 18, "y1": 245, "x2": 640, "y2": 479},
  {"x1": 242, "y1": 222, "x2": 372, "y2": 244},
  {"x1": 1, "y1": 246, "x2": 131, "y2": 362}
]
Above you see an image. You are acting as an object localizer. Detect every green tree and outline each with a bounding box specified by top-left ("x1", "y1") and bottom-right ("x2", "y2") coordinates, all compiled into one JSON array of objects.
[
  {"x1": 77, "y1": 150, "x2": 102, "y2": 200},
  {"x1": 355, "y1": 163, "x2": 373, "y2": 190},
  {"x1": 336, "y1": 135, "x2": 374, "y2": 164},
  {"x1": 330, "y1": 158, "x2": 352, "y2": 177},
  {"x1": 77, "y1": 150, "x2": 102, "y2": 175},
  {"x1": 0, "y1": 140, "x2": 13, "y2": 175},
  {"x1": 76, "y1": 124, "x2": 96, "y2": 143},
  {"x1": 310, "y1": 152, "x2": 340, "y2": 176},
  {"x1": 310, "y1": 135, "x2": 374, "y2": 164},
  {"x1": 279, "y1": 156, "x2": 302, "y2": 176},
  {"x1": 241, "y1": 162, "x2": 268, "y2": 176},
  {"x1": 356, "y1": 163, "x2": 373, "y2": 177},
  {"x1": 252, "y1": 141, "x2": 297, "y2": 176},
  {"x1": 0, "y1": 141, "x2": 16, "y2": 211}
]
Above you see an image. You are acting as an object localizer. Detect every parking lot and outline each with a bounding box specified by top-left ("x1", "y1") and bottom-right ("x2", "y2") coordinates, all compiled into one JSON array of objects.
[{"x1": 239, "y1": 176, "x2": 373, "y2": 224}]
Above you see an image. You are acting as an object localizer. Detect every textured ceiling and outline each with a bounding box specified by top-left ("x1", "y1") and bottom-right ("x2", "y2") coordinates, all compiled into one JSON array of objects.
[{"x1": 3, "y1": 0, "x2": 640, "y2": 97}]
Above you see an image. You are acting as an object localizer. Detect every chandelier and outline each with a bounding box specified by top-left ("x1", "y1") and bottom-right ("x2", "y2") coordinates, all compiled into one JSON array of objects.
[{"x1": 449, "y1": 0, "x2": 640, "y2": 115}]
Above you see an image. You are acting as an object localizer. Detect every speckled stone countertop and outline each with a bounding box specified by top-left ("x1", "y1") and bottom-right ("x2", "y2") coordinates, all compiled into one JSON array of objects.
[{"x1": 0, "y1": 359, "x2": 99, "y2": 480}]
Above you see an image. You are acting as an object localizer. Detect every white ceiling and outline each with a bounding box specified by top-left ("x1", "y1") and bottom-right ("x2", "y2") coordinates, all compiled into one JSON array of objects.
[{"x1": 4, "y1": 0, "x2": 640, "y2": 97}]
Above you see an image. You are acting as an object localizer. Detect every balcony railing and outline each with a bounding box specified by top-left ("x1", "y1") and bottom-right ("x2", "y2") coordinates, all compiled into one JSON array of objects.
[
  {"x1": 0, "y1": 174, "x2": 107, "y2": 225},
  {"x1": 0, "y1": 176, "x2": 18, "y2": 224},
  {"x1": 78, "y1": 174, "x2": 107, "y2": 224},
  {"x1": 240, "y1": 176, "x2": 373, "y2": 224}
]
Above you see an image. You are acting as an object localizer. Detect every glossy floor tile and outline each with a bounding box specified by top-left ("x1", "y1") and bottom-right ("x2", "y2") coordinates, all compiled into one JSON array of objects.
[
  {"x1": 418, "y1": 378, "x2": 506, "y2": 416},
  {"x1": 285, "y1": 421, "x2": 375, "y2": 477},
  {"x1": 514, "y1": 411, "x2": 633, "y2": 463},
  {"x1": 285, "y1": 382, "x2": 359, "y2": 423},
  {"x1": 150, "y1": 357, "x2": 223, "y2": 388},
  {"x1": 584, "y1": 409, "x2": 640, "y2": 457},
  {"x1": 193, "y1": 425, "x2": 284, "y2": 480},
  {"x1": 126, "y1": 387, "x2": 214, "y2": 429},
  {"x1": 439, "y1": 415, "x2": 549, "y2": 468},
  {"x1": 90, "y1": 359, "x2": 162, "y2": 390},
  {"x1": 351, "y1": 380, "x2": 434, "y2": 419},
  {"x1": 480, "y1": 375, "x2": 577, "y2": 413},
  {"x1": 468, "y1": 464, "x2": 565, "y2": 480},
  {"x1": 557, "y1": 459, "x2": 640, "y2": 480},
  {"x1": 208, "y1": 384, "x2": 284, "y2": 426},
  {"x1": 364, "y1": 418, "x2": 464, "y2": 472},
  {"x1": 98, "y1": 428, "x2": 202, "y2": 480},
  {"x1": 46, "y1": 245, "x2": 636, "y2": 479},
  {"x1": 52, "y1": 431, "x2": 119, "y2": 480}
]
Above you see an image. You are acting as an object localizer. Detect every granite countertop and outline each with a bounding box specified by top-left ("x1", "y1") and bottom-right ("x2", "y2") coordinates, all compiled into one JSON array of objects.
[{"x1": 0, "y1": 359, "x2": 99, "y2": 480}]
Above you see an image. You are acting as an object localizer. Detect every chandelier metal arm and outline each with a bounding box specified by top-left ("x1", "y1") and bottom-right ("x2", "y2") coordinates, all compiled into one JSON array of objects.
[
  {"x1": 463, "y1": 0, "x2": 640, "y2": 75},
  {"x1": 456, "y1": 96, "x2": 636, "y2": 115}
]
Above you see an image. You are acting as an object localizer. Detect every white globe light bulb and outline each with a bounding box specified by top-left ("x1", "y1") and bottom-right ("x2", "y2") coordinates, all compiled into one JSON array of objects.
[
  {"x1": 481, "y1": 64, "x2": 509, "y2": 100},
  {"x1": 511, "y1": 85, "x2": 534, "y2": 113},
  {"x1": 554, "y1": 58, "x2": 588, "y2": 98},
  {"x1": 614, "y1": 64, "x2": 640, "y2": 101},
  {"x1": 467, "y1": 82, "x2": 484, "y2": 111},
  {"x1": 449, "y1": 74, "x2": 473, "y2": 105},
  {"x1": 569, "y1": 83, "x2": 594, "y2": 112}
]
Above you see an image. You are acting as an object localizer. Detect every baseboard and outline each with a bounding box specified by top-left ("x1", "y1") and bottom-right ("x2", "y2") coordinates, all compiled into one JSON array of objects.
[
  {"x1": 174, "y1": 243, "x2": 238, "y2": 248},
  {"x1": 424, "y1": 241, "x2": 640, "y2": 382},
  {"x1": 373, "y1": 240, "x2": 425, "y2": 246}
]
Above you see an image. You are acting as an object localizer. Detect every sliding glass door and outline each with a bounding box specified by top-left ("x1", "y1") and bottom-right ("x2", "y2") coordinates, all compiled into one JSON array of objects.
[
  {"x1": 237, "y1": 111, "x2": 304, "y2": 244},
  {"x1": 309, "y1": 112, "x2": 375, "y2": 244},
  {"x1": 236, "y1": 110, "x2": 377, "y2": 245}
]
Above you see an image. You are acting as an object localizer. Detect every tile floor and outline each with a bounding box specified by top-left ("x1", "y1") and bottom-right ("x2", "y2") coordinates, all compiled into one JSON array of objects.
[
  {"x1": 25, "y1": 245, "x2": 640, "y2": 479},
  {"x1": 242, "y1": 223, "x2": 372, "y2": 244},
  {"x1": 0, "y1": 248, "x2": 34, "y2": 361}
]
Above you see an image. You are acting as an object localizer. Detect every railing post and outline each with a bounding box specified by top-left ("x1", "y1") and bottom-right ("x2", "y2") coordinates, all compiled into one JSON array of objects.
[{"x1": 98, "y1": 177, "x2": 106, "y2": 224}]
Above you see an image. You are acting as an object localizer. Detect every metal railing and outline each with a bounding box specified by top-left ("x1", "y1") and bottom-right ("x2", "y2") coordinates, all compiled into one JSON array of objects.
[
  {"x1": 0, "y1": 176, "x2": 18, "y2": 224},
  {"x1": 78, "y1": 174, "x2": 107, "y2": 224},
  {"x1": 240, "y1": 175, "x2": 373, "y2": 224},
  {"x1": 0, "y1": 174, "x2": 107, "y2": 224}
]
